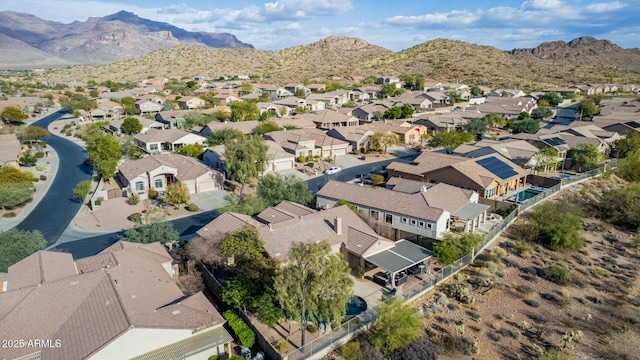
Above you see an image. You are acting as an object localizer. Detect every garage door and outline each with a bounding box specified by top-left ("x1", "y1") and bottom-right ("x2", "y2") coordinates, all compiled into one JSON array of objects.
[
  {"x1": 332, "y1": 148, "x2": 347, "y2": 156},
  {"x1": 196, "y1": 177, "x2": 218, "y2": 193},
  {"x1": 273, "y1": 159, "x2": 293, "y2": 171}
]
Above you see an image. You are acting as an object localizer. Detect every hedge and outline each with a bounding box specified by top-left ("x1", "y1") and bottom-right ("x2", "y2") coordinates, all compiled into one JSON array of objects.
[{"x1": 223, "y1": 310, "x2": 255, "y2": 348}]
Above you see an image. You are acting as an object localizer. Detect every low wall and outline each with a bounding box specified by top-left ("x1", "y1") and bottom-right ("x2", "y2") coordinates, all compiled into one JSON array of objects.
[{"x1": 526, "y1": 174, "x2": 561, "y2": 188}]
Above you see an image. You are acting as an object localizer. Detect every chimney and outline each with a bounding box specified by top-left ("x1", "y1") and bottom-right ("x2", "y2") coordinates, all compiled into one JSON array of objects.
[
  {"x1": 268, "y1": 223, "x2": 273, "y2": 231},
  {"x1": 420, "y1": 185, "x2": 428, "y2": 193},
  {"x1": 300, "y1": 215, "x2": 304, "y2": 221},
  {"x1": 334, "y1": 216, "x2": 342, "y2": 235}
]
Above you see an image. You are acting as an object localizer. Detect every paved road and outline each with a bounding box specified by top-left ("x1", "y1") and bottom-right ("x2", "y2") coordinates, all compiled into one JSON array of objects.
[
  {"x1": 52, "y1": 155, "x2": 418, "y2": 258},
  {"x1": 16, "y1": 110, "x2": 93, "y2": 246}
]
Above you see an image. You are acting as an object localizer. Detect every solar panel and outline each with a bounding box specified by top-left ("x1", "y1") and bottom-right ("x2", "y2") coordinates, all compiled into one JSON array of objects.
[
  {"x1": 544, "y1": 137, "x2": 566, "y2": 146},
  {"x1": 625, "y1": 121, "x2": 640, "y2": 129},
  {"x1": 476, "y1": 156, "x2": 519, "y2": 179}
]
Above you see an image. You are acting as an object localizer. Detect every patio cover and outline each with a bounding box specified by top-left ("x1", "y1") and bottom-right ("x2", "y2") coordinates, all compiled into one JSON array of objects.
[
  {"x1": 365, "y1": 239, "x2": 433, "y2": 274},
  {"x1": 452, "y1": 202, "x2": 490, "y2": 220}
]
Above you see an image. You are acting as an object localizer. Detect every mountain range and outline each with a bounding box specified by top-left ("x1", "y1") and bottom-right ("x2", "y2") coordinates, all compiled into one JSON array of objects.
[
  {"x1": 0, "y1": 10, "x2": 252, "y2": 68},
  {"x1": 2, "y1": 11, "x2": 640, "y2": 88}
]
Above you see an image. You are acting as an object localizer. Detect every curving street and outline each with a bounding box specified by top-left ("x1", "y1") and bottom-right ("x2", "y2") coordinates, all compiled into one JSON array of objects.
[{"x1": 15, "y1": 110, "x2": 93, "y2": 246}]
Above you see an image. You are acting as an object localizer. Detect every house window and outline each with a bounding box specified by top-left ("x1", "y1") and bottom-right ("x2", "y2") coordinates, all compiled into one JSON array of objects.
[
  {"x1": 410, "y1": 219, "x2": 417, "y2": 226},
  {"x1": 370, "y1": 210, "x2": 379, "y2": 221},
  {"x1": 427, "y1": 223, "x2": 433, "y2": 229},
  {"x1": 485, "y1": 187, "x2": 496, "y2": 198},
  {"x1": 149, "y1": 143, "x2": 159, "y2": 151},
  {"x1": 135, "y1": 181, "x2": 144, "y2": 191},
  {"x1": 401, "y1": 217, "x2": 408, "y2": 224},
  {"x1": 418, "y1": 221, "x2": 425, "y2": 228},
  {"x1": 385, "y1": 214, "x2": 393, "y2": 224},
  {"x1": 154, "y1": 179, "x2": 163, "y2": 188}
]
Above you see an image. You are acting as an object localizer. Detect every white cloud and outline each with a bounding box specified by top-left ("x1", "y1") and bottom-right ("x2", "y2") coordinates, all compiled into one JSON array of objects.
[
  {"x1": 586, "y1": 1, "x2": 627, "y2": 12},
  {"x1": 384, "y1": 9, "x2": 480, "y2": 27},
  {"x1": 264, "y1": 0, "x2": 353, "y2": 20},
  {"x1": 156, "y1": 3, "x2": 195, "y2": 15},
  {"x1": 520, "y1": 0, "x2": 564, "y2": 10}
]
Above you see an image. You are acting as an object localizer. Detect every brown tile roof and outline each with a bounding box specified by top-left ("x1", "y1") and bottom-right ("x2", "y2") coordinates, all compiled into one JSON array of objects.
[
  {"x1": 274, "y1": 200, "x2": 316, "y2": 217},
  {"x1": 118, "y1": 154, "x2": 214, "y2": 184},
  {"x1": 203, "y1": 120, "x2": 261, "y2": 135},
  {"x1": 134, "y1": 128, "x2": 205, "y2": 144},
  {"x1": 317, "y1": 181, "x2": 447, "y2": 221},
  {"x1": 196, "y1": 212, "x2": 260, "y2": 243},
  {"x1": 6, "y1": 251, "x2": 77, "y2": 291},
  {"x1": 0, "y1": 242, "x2": 224, "y2": 359}
]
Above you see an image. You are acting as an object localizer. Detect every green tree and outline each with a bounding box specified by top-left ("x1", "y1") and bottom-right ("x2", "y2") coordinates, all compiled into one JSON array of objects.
[
  {"x1": 567, "y1": 143, "x2": 600, "y2": 171},
  {"x1": 225, "y1": 137, "x2": 268, "y2": 194},
  {"x1": 254, "y1": 121, "x2": 281, "y2": 135},
  {"x1": 218, "y1": 194, "x2": 268, "y2": 216},
  {"x1": 0, "y1": 229, "x2": 46, "y2": 272},
  {"x1": 0, "y1": 182, "x2": 33, "y2": 209},
  {"x1": 575, "y1": 99, "x2": 599, "y2": 120},
  {"x1": 483, "y1": 112, "x2": 506, "y2": 129},
  {"x1": 295, "y1": 88, "x2": 307, "y2": 98},
  {"x1": 512, "y1": 119, "x2": 540, "y2": 134},
  {"x1": 177, "y1": 143, "x2": 204, "y2": 159},
  {"x1": 370, "y1": 297, "x2": 423, "y2": 354},
  {"x1": 381, "y1": 83, "x2": 402, "y2": 97},
  {"x1": 164, "y1": 181, "x2": 190, "y2": 205},
  {"x1": 448, "y1": 90, "x2": 460, "y2": 103},
  {"x1": 239, "y1": 83, "x2": 254, "y2": 94},
  {"x1": 533, "y1": 147, "x2": 560, "y2": 174},
  {"x1": 616, "y1": 149, "x2": 640, "y2": 182},
  {"x1": 612, "y1": 131, "x2": 640, "y2": 158},
  {"x1": 179, "y1": 111, "x2": 212, "y2": 129},
  {"x1": 370, "y1": 131, "x2": 400, "y2": 154},
  {"x1": 518, "y1": 111, "x2": 531, "y2": 120},
  {"x1": 89, "y1": 89, "x2": 99, "y2": 98},
  {"x1": 121, "y1": 117, "x2": 143, "y2": 134},
  {"x1": 120, "y1": 221, "x2": 179, "y2": 244},
  {"x1": 220, "y1": 225, "x2": 265, "y2": 262},
  {"x1": 230, "y1": 101, "x2": 260, "y2": 122},
  {"x1": 207, "y1": 128, "x2": 244, "y2": 146},
  {"x1": 86, "y1": 135, "x2": 122, "y2": 179},
  {"x1": 433, "y1": 232, "x2": 485, "y2": 265},
  {"x1": 597, "y1": 182, "x2": 640, "y2": 229},
  {"x1": 21, "y1": 126, "x2": 50, "y2": 141},
  {"x1": 539, "y1": 92, "x2": 563, "y2": 106},
  {"x1": 399, "y1": 73, "x2": 415, "y2": 89},
  {"x1": 470, "y1": 86, "x2": 483, "y2": 97},
  {"x1": 528, "y1": 204, "x2": 584, "y2": 251},
  {"x1": 18, "y1": 152, "x2": 37, "y2": 167},
  {"x1": 531, "y1": 106, "x2": 553, "y2": 119},
  {"x1": 428, "y1": 131, "x2": 474, "y2": 153},
  {"x1": 275, "y1": 241, "x2": 354, "y2": 347},
  {"x1": 257, "y1": 173, "x2": 313, "y2": 207},
  {"x1": 0, "y1": 106, "x2": 28, "y2": 123},
  {"x1": 433, "y1": 240, "x2": 459, "y2": 265},
  {"x1": 464, "y1": 118, "x2": 488, "y2": 139},
  {"x1": 73, "y1": 180, "x2": 92, "y2": 202}
]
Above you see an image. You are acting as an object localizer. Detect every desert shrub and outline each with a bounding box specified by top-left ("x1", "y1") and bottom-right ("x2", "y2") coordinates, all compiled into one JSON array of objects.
[
  {"x1": 148, "y1": 188, "x2": 159, "y2": 199},
  {"x1": 275, "y1": 339, "x2": 289, "y2": 352},
  {"x1": 597, "y1": 182, "x2": 640, "y2": 229},
  {"x1": 632, "y1": 231, "x2": 640, "y2": 248},
  {"x1": 341, "y1": 342, "x2": 362, "y2": 360},
  {"x1": 541, "y1": 265, "x2": 572, "y2": 285},
  {"x1": 370, "y1": 174, "x2": 385, "y2": 185},
  {"x1": 493, "y1": 247, "x2": 508, "y2": 258},
  {"x1": 442, "y1": 282, "x2": 475, "y2": 304},
  {"x1": 208, "y1": 356, "x2": 218, "y2": 360},
  {"x1": 35, "y1": 152, "x2": 44, "y2": 158},
  {"x1": 128, "y1": 194, "x2": 140, "y2": 205},
  {"x1": 296, "y1": 155, "x2": 306, "y2": 163},
  {"x1": 523, "y1": 299, "x2": 540, "y2": 308},
  {"x1": 529, "y1": 204, "x2": 584, "y2": 251},
  {"x1": 39, "y1": 175, "x2": 46, "y2": 181},
  {"x1": 187, "y1": 203, "x2": 199, "y2": 212},
  {"x1": 434, "y1": 232, "x2": 485, "y2": 265},
  {"x1": 128, "y1": 212, "x2": 143, "y2": 224},
  {"x1": 484, "y1": 261, "x2": 497, "y2": 274},
  {"x1": 356, "y1": 338, "x2": 384, "y2": 360},
  {"x1": 388, "y1": 337, "x2": 438, "y2": 360},
  {"x1": 3, "y1": 212, "x2": 16, "y2": 218},
  {"x1": 514, "y1": 241, "x2": 533, "y2": 258}
]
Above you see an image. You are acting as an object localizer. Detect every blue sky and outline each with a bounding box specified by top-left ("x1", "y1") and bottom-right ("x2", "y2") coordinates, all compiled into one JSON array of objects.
[{"x1": 5, "y1": 0, "x2": 639, "y2": 51}]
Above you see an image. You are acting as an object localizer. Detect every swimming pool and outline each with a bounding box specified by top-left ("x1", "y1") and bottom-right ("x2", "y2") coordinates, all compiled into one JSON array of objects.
[
  {"x1": 514, "y1": 188, "x2": 542, "y2": 202},
  {"x1": 345, "y1": 296, "x2": 368, "y2": 316}
]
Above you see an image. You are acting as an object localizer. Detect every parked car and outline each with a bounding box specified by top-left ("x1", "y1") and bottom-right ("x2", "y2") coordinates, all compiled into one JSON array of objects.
[{"x1": 324, "y1": 166, "x2": 341, "y2": 175}]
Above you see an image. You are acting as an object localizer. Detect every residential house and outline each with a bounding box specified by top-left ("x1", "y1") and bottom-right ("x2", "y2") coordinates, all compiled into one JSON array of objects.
[
  {"x1": 0, "y1": 133, "x2": 21, "y2": 167},
  {"x1": 486, "y1": 89, "x2": 526, "y2": 98},
  {"x1": 155, "y1": 110, "x2": 192, "y2": 129},
  {"x1": 378, "y1": 77, "x2": 400, "y2": 85},
  {"x1": 306, "y1": 84, "x2": 327, "y2": 93},
  {"x1": 215, "y1": 94, "x2": 241, "y2": 105},
  {"x1": 423, "y1": 82, "x2": 444, "y2": 91},
  {"x1": 297, "y1": 110, "x2": 359, "y2": 130},
  {"x1": 257, "y1": 102, "x2": 285, "y2": 117},
  {"x1": 394, "y1": 93, "x2": 434, "y2": 112},
  {"x1": 265, "y1": 128, "x2": 351, "y2": 158},
  {"x1": 419, "y1": 91, "x2": 450, "y2": 108},
  {"x1": 139, "y1": 94, "x2": 166, "y2": 105},
  {"x1": 177, "y1": 96, "x2": 206, "y2": 110},
  {"x1": 263, "y1": 87, "x2": 293, "y2": 101},
  {"x1": 134, "y1": 100, "x2": 163, "y2": 114},
  {"x1": 474, "y1": 96, "x2": 537, "y2": 119},
  {"x1": 452, "y1": 139, "x2": 540, "y2": 169},
  {"x1": 507, "y1": 132, "x2": 607, "y2": 166},
  {"x1": 542, "y1": 87, "x2": 581, "y2": 97},
  {"x1": 351, "y1": 89, "x2": 371, "y2": 102},
  {"x1": 0, "y1": 242, "x2": 232, "y2": 360},
  {"x1": 368, "y1": 120, "x2": 429, "y2": 145},
  {"x1": 284, "y1": 83, "x2": 311, "y2": 97},
  {"x1": 273, "y1": 97, "x2": 326, "y2": 113},
  {"x1": 352, "y1": 103, "x2": 392, "y2": 121},
  {"x1": 196, "y1": 201, "x2": 430, "y2": 274},
  {"x1": 571, "y1": 85, "x2": 595, "y2": 96},
  {"x1": 413, "y1": 113, "x2": 471, "y2": 135},
  {"x1": 317, "y1": 180, "x2": 487, "y2": 240},
  {"x1": 387, "y1": 152, "x2": 528, "y2": 199},
  {"x1": 202, "y1": 140, "x2": 295, "y2": 174},
  {"x1": 200, "y1": 120, "x2": 261, "y2": 137},
  {"x1": 117, "y1": 153, "x2": 223, "y2": 196},
  {"x1": 134, "y1": 128, "x2": 207, "y2": 153},
  {"x1": 271, "y1": 117, "x2": 317, "y2": 130},
  {"x1": 307, "y1": 90, "x2": 352, "y2": 107},
  {"x1": 326, "y1": 126, "x2": 374, "y2": 152},
  {"x1": 108, "y1": 116, "x2": 164, "y2": 135}
]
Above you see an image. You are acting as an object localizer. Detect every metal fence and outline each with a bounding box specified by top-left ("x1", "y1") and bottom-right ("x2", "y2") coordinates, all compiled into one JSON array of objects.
[{"x1": 277, "y1": 162, "x2": 618, "y2": 359}]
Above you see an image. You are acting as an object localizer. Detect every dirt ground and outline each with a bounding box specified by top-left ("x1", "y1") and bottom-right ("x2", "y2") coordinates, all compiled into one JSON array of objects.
[{"x1": 326, "y1": 177, "x2": 640, "y2": 360}]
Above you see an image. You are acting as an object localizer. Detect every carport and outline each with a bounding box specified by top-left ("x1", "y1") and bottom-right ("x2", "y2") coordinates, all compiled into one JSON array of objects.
[{"x1": 365, "y1": 239, "x2": 433, "y2": 287}]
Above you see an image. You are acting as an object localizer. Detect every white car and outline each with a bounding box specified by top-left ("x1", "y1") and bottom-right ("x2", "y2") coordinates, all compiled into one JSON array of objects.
[{"x1": 324, "y1": 166, "x2": 341, "y2": 175}]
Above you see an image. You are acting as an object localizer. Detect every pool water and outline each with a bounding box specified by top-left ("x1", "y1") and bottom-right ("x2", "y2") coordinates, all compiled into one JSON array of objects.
[
  {"x1": 345, "y1": 296, "x2": 368, "y2": 316},
  {"x1": 515, "y1": 189, "x2": 542, "y2": 201}
]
